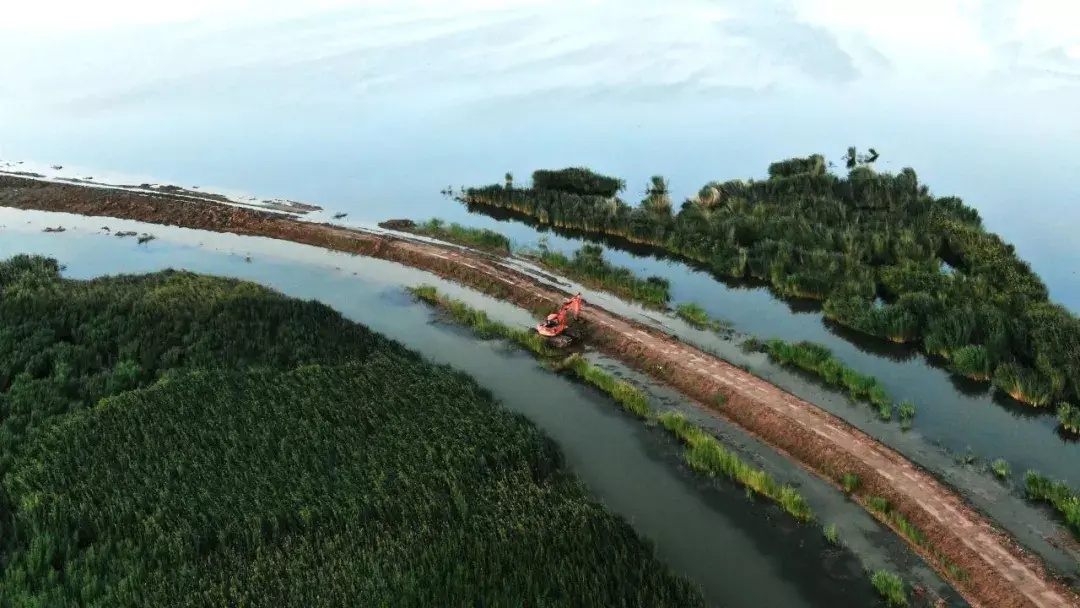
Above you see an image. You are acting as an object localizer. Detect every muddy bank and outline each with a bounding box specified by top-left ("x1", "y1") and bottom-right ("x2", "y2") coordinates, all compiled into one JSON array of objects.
[{"x1": 0, "y1": 174, "x2": 1076, "y2": 608}]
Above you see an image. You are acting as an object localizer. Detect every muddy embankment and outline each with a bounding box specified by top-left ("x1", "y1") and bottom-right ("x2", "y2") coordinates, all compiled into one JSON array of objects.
[{"x1": 1, "y1": 174, "x2": 1077, "y2": 608}]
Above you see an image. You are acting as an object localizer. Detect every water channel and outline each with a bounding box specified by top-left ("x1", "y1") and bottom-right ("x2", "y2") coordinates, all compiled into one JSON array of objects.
[{"x1": 0, "y1": 208, "x2": 967, "y2": 607}]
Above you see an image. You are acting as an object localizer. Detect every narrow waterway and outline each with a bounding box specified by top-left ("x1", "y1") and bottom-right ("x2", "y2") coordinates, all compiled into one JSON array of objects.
[{"x1": 0, "y1": 209, "x2": 968, "y2": 607}]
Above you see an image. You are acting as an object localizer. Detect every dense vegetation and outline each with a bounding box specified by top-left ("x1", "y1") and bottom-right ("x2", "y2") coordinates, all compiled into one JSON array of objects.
[
  {"x1": 742, "y1": 338, "x2": 915, "y2": 425},
  {"x1": 674, "y1": 302, "x2": 731, "y2": 334},
  {"x1": 462, "y1": 157, "x2": 1080, "y2": 407},
  {"x1": 0, "y1": 255, "x2": 703, "y2": 607},
  {"x1": 1024, "y1": 471, "x2": 1080, "y2": 540},
  {"x1": 411, "y1": 218, "x2": 512, "y2": 254},
  {"x1": 526, "y1": 243, "x2": 671, "y2": 310}
]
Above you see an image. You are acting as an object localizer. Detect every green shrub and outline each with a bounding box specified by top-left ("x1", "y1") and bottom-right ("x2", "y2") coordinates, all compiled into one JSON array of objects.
[
  {"x1": 674, "y1": 302, "x2": 730, "y2": 333},
  {"x1": 1058, "y1": 402, "x2": 1080, "y2": 434},
  {"x1": 992, "y1": 458, "x2": 1011, "y2": 479},
  {"x1": 1024, "y1": 471, "x2": 1080, "y2": 539},
  {"x1": 841, "y1": 473, "x2": 860, "y2": 494},
  {"x1": 531, "y1": 244, "x2": 670, "y2": 309}
]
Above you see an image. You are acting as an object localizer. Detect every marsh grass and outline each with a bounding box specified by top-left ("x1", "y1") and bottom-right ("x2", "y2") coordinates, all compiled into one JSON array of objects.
[
  {"x1": 863, "y1": 494, "x2": 967, "y2": 581},
  {"x1": 870, "y1": 570, "x2": 907, "y2": 606},
  {"x1": 674, "y1": 302, "x2": 731, "y2": 333},
  {"x1": 748, "y1": 339, "x2": 903, "y2": 421},
  {"x1": 992, "y1": 458, "x2": 1011, "y2": 480},
  {"x1": 529, "y1": 243, "x2": 670, "y2": 310},
  {"x1": 554, "y1": 354, "x2": 652, "y2": 418},
  {"x1": 412, "y1": 218, "x2": 512, "y2": 254},
  {"x1": 823, "y1": 523, "x2": 839, "y2": 544},
  {"x1": 1058, "y1": 402, "x2": 1080, "y2": 435},
  {"x1": 1024, "y1": 471, "x2": 1080, "y2": 539},
  {"x1": 407, "y1": 286, "x2": 552, "y2": 355},
  {"x1": 658, "y1": 412, "x2": 815, "y2": 522}
]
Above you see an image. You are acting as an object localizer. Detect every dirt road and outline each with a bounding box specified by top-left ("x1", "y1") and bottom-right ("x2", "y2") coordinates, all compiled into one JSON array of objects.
[{"x1": 1, "y1": 174, "x2": 1077, "y2": 608}]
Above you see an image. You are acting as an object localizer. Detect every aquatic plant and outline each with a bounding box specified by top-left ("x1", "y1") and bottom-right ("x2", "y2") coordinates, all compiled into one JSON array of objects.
[
  {"x1": 870, "y1": 570, "x2": 907, "y2": 606},
  {"x1": 992, "y1": 458, "x2": 1011, "y2": 480},
  {"x1": 898, "y1": 400, "x2": 916, "y2": 428},
  {"x1": 460, "y1": 154, "x2": 1080, "y2": 407},
  {"x1": 553, "y1": 354, "x2": 652, "y2": 418},
  {"x1": 412, "y1": 218, "x2": 512, "y2": 254},
  {"x1": 823, "y1": 523, "x2": 839, "y2": 544},
  {"x1": 748, "y1": 338, "x2": 897, "y2": 417},
  {"x1": 658, "y1": 412, "x2": 815, "y2": 522},
  {"x1": 674, "y1": 302, "x2": 731, "y2": 333},
  {"x1": 0, "y1": 256, "x2": 704, "y2": 606},
  {"x1": 527, "y1": 243, "x2": 671, "y2": 309},
  {"x1": 1057, "y1": 402, "x2": 1080, "y2": 435},
  {"x1": 407, "y1": 285, "x2": 552, "y2": 355},
  {"x1": 1024, "y1": 471, "x2": 1080, "y2": 539}
]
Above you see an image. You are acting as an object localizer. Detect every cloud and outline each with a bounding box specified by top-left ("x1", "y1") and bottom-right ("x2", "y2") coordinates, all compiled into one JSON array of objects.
[{"x1": 1, "y1": 0, "x2": 1078, "y2": 117}]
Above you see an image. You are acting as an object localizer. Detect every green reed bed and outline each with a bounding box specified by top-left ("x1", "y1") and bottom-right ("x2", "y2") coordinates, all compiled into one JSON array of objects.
[
  {"x1": 529, "y1": 243, "x2": 671, "y2": 310},
  {"x1": 658, "y1": 412, "x2": 815, "y2": 522},
  {"x1": 412, "y1": 218, "x2": 512, "y2": 254},
  {"x1": 674, "y1": 302, "x2": 731, "y2": 334},
  {"x1": 1024, "y1": 471, "x2": 1080, "y2": 540}
]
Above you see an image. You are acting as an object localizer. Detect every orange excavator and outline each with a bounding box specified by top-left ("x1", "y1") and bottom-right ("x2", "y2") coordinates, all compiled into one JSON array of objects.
[{"x1": 536, "y1": 294, "x2": 583, "y2": 347}]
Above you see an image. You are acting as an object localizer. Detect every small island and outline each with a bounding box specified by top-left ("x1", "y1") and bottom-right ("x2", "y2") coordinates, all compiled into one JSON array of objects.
[{"x1": 460, "y1": 155, "x2": 1080, "y2": 408}]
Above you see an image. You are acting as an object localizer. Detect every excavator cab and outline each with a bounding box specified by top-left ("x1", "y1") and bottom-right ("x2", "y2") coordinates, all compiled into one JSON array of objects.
[{"x1": 536, "y1": 294, "x2": 583, "y2": 345}]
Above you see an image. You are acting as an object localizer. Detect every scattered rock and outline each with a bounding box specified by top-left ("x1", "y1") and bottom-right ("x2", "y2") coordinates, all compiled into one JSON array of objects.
[
  {"x1": 102, "y1": 226, "x2": 111, "y2": 232},
  {"x1": 332, "y1": 212, "x2": 348, "y2": 220},
  {"x1": 115, "y1": 231, "x2": 138, "y2": 238},
  {"x1": 51, "y1": 164, "x2": 63, "y2": 170},
  {"x1": 43, "y1": 226, "x2": 66, "y2": 233},
  {"x1": 245, "y1": 256, "x2": 252, "y2": 263},
  {"x1": 137, "y1": 234, "x2": 156, "y2": 244},
  {"x1": 378, "y1": 219, "x2": 416, "y2": 231}
]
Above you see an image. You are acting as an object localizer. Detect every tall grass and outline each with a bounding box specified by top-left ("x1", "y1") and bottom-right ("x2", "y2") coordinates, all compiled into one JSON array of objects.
[
  {"x1": 531, "y1": 243, "x2": 671, "y2": 310},
  {"x1": 412, "y1": 218, "x2": 512, "y2": 254},
  {"x1": 746, "y1": 338, "x2": 907, "y2": 423},
  {"x1": 407, "y1": 285, "x2": 552, "y2": 355},
  {"x1": 1024, "y1": 471, "x2": 1080, "y2": 539},
  {"x1": 674, "y1": 302, "x2": 731, "y2": 333},
  {"x1": 658, "y1": 412, "x2": 815, "y2": 522},
  {"x1": 554, "y1": 354, "x2": 652, "y2": 418},
  {"x1": 1057, "y1": 402, "x2": 1080, "y2": 435},
  {"x1": 870, "y1": 570, "x2": 907, "y2": 606}
]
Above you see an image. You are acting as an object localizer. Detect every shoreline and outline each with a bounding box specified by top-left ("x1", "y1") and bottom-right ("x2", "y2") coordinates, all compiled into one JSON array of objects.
[{"x1": 1, "y1": 173, "x2": 1077, "y2": 608}]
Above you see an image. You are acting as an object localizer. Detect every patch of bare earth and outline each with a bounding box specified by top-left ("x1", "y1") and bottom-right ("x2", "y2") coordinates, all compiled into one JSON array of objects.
[{"x1": 1, "y1": 174, "x2": 1077, "y2": 608}]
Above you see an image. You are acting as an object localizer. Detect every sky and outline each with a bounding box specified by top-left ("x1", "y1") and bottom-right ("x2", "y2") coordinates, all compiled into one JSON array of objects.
[{"x1": 1, "y1": 0, "x2": 1077, "y2": 115}]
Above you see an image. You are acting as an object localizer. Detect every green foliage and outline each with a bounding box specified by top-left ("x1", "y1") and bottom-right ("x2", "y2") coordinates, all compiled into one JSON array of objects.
[
  {"x1": 554, "y1": 354, "x2": 652, "y2": 418},
  {"x1": 1024, "y1": 471, "x2": 1080, "y2": 540},
  {"x1": 1058, "y1": 402, "x2": 1080, "y2": 435},
  {"x1": 462, "y1": 155, "x2": 1080, "y2": 406},
  {"x1": 841, "y1": 473, "x2": 861, "y2": 494},
  {"x1": 870, "y1": 570, "x2": 908, "y2": 606},
  {"x1": 532, "y1": 167, "x2": 626, "y2": 198},
  {"x1": 0, "y1": 257, "x2": 704, "y2": 606},
  {"x1": 407, "y1": 285, "x2": 553, "y2": 355},
  {"x1": 866, "y1": 496, "x2": 891, "y2": 513},
  {"x1": 898, "y1": 400, "x2": 916, "y2": 428},
  {"x1": 658, "y1": 412, "x2": 814, "y2": 522},
  {"x1": 412, "y1": 218, "x2": 512, "y2": 254},
  {"x1": 992, "y1": 458, "x2": 1011, "y2": 480},
  {"x1": 754, "y1": 339, "x2": 899, "y2": 420},
  {"x1": 674, "y1": 302, "x2": 731, "y2": 333},
  {"x1": 531, "y1": 243, "x2": 670, "y2": 309},
  {"x1": 823, "y1": 523, "x2": 839, "y2": 544}
]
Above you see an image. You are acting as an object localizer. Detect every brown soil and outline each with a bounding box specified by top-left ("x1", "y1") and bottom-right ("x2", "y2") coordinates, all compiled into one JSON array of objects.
[{"x1": 2, "y1": 174, "x2": 1077, "y2": 608}]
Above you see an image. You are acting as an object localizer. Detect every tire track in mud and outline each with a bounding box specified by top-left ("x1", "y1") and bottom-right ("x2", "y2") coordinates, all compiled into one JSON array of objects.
[{"x1": 1, "y1": 174, "x2": 1076, "y2": 608}]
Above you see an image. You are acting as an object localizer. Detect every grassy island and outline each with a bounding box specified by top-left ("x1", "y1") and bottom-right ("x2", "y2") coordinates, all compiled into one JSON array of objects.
[
  {"x1": 0, "y1": 255, "x2": 703, "y2": 607},
  {"x1": 461, "y1": 158, "x2": 1080, "y2": 407}
]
